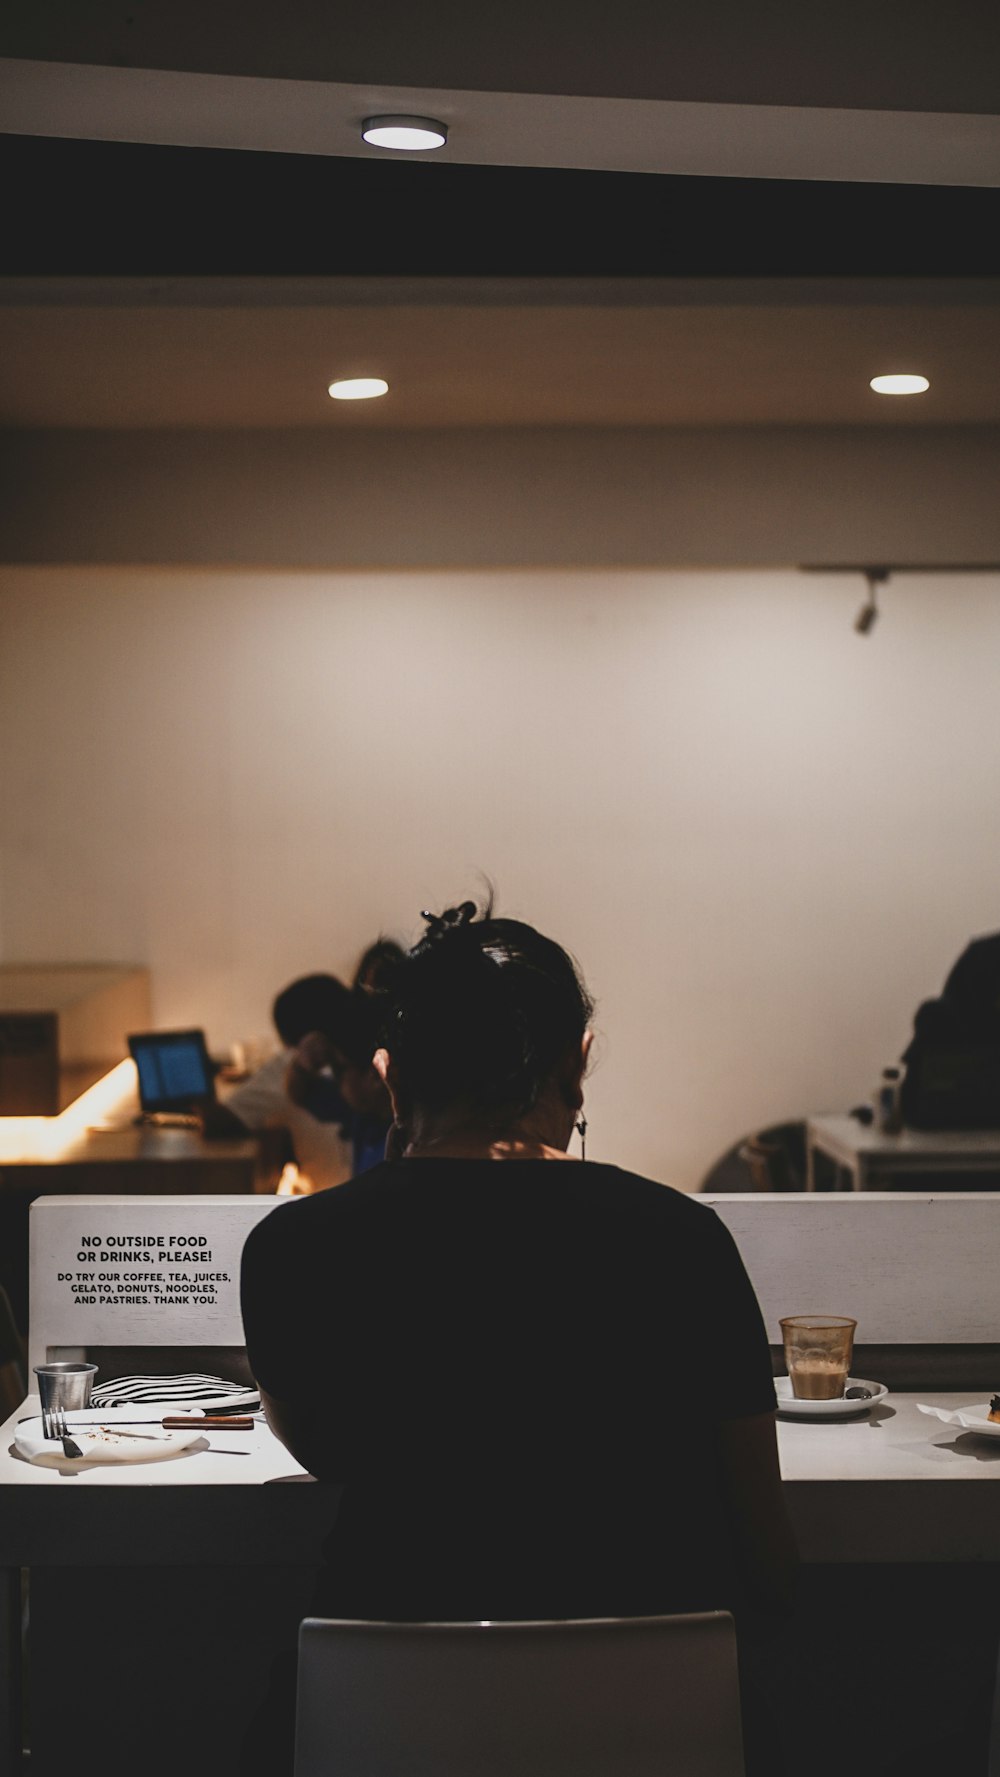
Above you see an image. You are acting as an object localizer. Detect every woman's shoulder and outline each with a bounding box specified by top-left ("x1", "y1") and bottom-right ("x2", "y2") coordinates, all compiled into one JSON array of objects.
[
  {"x1": 580, "y1": 1160, "x2": 697, "y2": 1199},
  {"x1": 571, "y1": 1162, "x2": 726, "y2": 1230},
  {"x1": 243, "y1": 1162, "x2": 397, "y2": 1248}
]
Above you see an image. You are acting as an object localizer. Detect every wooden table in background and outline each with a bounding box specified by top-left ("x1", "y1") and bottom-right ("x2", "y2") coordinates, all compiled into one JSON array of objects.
[{"x1": 0, "y1": 1122, "x2": 276, "y2": 1334}]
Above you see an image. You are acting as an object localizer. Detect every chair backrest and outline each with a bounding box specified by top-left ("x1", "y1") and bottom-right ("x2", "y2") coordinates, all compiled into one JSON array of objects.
[{"x1": 294, "y1": 1612, "x2": 745, "y2": 1777}]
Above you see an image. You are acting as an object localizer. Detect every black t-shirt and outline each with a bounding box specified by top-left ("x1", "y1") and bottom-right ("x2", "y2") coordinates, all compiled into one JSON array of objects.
[{"x1": 241, "y1": 1158, "x2": 775, "y2": 1622}]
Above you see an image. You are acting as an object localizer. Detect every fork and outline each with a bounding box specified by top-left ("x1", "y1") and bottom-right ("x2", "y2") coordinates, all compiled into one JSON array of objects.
[{"x1": 41, "y1": 1403, "x2": 84, "y2": 1459}]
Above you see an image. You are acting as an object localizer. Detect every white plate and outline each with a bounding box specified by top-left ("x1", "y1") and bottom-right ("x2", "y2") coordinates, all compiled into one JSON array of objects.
[
  {"x1": 916, "y1": 1402, "x2": 1000, "y2": 1439},
  {"x1": 14, "y1": 1414, "x2": 205, "y2": 1466},
  {"x1": 775, "y1": 1377, "x2": 888, "y2": 1418}
]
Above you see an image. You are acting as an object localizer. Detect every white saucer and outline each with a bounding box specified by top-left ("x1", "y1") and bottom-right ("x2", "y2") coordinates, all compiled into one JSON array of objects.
[{"x1": 775, "y1": 1377, "x2": 888, "y2": 1418}]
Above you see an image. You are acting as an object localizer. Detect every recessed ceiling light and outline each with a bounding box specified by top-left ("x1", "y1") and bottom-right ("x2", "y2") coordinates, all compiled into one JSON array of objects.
[
  {"x1": 361, "y1": 115, "x2": 447, "y2": 152},
  {"x1": 869, "y1": 374, "x2": 930, "y2": 395},
  {"x1": 328, "y1": 378, "x2": 390, "y2": 401}
]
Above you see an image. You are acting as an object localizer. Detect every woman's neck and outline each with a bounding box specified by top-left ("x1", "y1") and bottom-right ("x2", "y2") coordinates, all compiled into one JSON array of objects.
[
  {"x1": 405, "y1": 1133, "x2": 573, "y2": 1161},
  {"x1": 403, "y1": 1097, "x2": 576, "y2": 1161}
]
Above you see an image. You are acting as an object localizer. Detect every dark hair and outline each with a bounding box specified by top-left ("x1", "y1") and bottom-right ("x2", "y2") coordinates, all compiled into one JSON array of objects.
[
  {"x1": 383, "y1": 896, "x2": 594, "y2": 1121},
  {"x1": 352, "y1": 938, "x2": 408, "y2": 996},
  {"x1": 272, "y1": 974, "x2": 354, "y2": 1049},
  {"x1": 273, "y1": 972, "x2": 380, "y2": 1068}
]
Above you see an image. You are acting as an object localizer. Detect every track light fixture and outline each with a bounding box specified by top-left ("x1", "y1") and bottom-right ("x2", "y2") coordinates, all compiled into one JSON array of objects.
[
  {"x1": 854, "y1": 568, "x2": 890, "y2": 636},
  {"x1": 800, "y1": 564, "x2": 1000, "y2": 638}
]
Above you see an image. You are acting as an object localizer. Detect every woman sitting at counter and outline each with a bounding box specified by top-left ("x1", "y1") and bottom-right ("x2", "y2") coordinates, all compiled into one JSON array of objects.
[{"x1": 240, "y1": 898, "x2": 797, "y2": 1769}]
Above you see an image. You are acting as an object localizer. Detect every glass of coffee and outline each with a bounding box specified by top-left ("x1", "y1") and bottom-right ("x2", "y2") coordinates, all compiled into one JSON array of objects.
[{"x1": 780, "y1": 1315, "x2": 857, "y2": 1400}]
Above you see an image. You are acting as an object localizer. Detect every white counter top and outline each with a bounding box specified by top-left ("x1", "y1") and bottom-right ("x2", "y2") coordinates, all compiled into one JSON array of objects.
[
  {"x1": 4, "y1": 1391, "x2": 1000, "y2": 1565},
  {"x1": 777, "y1": 1391, "x2": 1000, "y2": 1482},
  {"x1": 3, "y1": 1391, "x2": 998, "y2": 1488}
]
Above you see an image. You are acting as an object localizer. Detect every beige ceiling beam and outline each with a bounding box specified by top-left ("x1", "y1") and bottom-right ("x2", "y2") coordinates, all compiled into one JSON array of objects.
[
  {"x1": 3, "y1": 59, "x2": 999, "y2": 187},
  {"x1": 3, "y1": 425, "x2": 999, "y2": 569}
]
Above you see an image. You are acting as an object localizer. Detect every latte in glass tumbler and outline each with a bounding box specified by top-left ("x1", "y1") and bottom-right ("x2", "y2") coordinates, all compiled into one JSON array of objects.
[{"x1": 780, "y1": 1315, "x2": 856, "y2": 1400}]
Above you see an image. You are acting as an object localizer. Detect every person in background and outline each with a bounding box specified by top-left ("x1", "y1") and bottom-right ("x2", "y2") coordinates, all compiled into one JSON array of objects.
[
  {"x1": 285, "y1": 965, "x2": 395, "y2": 1176},
  {"x1": 352, "y1": 937, "x2": 407, "y2": 996},
  {"x1": 241, "y1": 897, "x2": 796, "y2": 1774},
  {"x1": 201, "y1": 974, "x2": 354, "y2": 1192}
]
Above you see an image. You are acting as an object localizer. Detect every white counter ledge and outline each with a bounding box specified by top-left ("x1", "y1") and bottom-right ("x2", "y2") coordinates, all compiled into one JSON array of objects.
[
  {"x1": 777, "y1": 1392, "x2": 1000, "y2": 1562},
  {"x1": 4, "y1": 1391, "x2": 1000, "y2": 1562}
]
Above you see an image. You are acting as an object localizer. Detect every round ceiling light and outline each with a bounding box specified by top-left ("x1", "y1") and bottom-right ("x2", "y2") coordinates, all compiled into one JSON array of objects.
[
  {"x1": 361, "y1": 115, "x2": 447, "y2": 152},
  {"x1": 869, "y1": 374, "x2": 930, "y2": 395},
  {"x1": 328, "y1": 377, "x2": 389, "y2": 401}
]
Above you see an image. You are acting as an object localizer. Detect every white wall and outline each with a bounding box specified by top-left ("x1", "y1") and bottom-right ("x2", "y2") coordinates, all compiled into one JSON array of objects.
[{"x1": 2, "y1": 563, "x2": 999, "y2": 1189}]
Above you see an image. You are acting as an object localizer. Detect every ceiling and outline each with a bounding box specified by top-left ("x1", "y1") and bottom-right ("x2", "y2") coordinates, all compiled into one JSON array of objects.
[
  {"x1": 6, "y1": 0, "x2": 1000, "y2": 113},
  {"x1": 3, "y1": 0, "x2": 1000, "y2": 192},
  {"x1": 2, "y1": 7, "x2": 997, "y2": 438},
  {"x1": 2, "y1": 281, "x2": 999, "y2": 430}
]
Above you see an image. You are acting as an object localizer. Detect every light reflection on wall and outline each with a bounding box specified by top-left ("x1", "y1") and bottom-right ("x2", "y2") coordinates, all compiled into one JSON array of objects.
[{"x1": 0, "y1": 1059, "x2": 137, "y2": 1160}]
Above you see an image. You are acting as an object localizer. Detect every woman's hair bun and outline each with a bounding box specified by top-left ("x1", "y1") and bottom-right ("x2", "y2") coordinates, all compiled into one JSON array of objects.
[
  {"x1": 384, "y1": 892, "x2": 593, "y2": 1121},
  {"x1": 419, "y1": 900, "x2": 478, "y2": 936}
]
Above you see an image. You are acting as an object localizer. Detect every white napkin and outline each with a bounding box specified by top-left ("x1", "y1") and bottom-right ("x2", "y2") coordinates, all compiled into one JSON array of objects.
[{"x1": 916, "y1": 1402, "x2": 997, "y2": 1430}]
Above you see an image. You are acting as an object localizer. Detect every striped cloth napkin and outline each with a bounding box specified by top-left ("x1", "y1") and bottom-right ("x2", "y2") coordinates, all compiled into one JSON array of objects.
[{"x1": 90, "y1": 1373, "x2": 260, "y2": 1409}]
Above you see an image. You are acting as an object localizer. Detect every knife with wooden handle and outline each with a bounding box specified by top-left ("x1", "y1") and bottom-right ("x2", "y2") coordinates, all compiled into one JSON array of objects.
[
  {"x1": 60, "y1": 1414, "x2": 258, "y2": 1432},
  {"x1": 161, "y1": 1415, "x2": 256, "y2": 1429}
]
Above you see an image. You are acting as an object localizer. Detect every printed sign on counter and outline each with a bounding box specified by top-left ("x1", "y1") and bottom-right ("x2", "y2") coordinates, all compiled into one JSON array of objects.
[{"x1": 28, "y1": 1195, "x2": 282, "y2": 1368}]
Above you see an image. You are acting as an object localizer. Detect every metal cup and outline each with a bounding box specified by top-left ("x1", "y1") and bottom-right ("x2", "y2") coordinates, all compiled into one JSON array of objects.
[{"x1": 34, "y1": 1361, "x2": 98, "y2": 1416}]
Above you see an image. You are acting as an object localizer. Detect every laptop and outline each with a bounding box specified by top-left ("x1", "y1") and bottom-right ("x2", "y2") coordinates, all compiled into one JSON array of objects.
[{"x1": 128, "y1": 1028, "x2": 215, "y2": 1116}]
